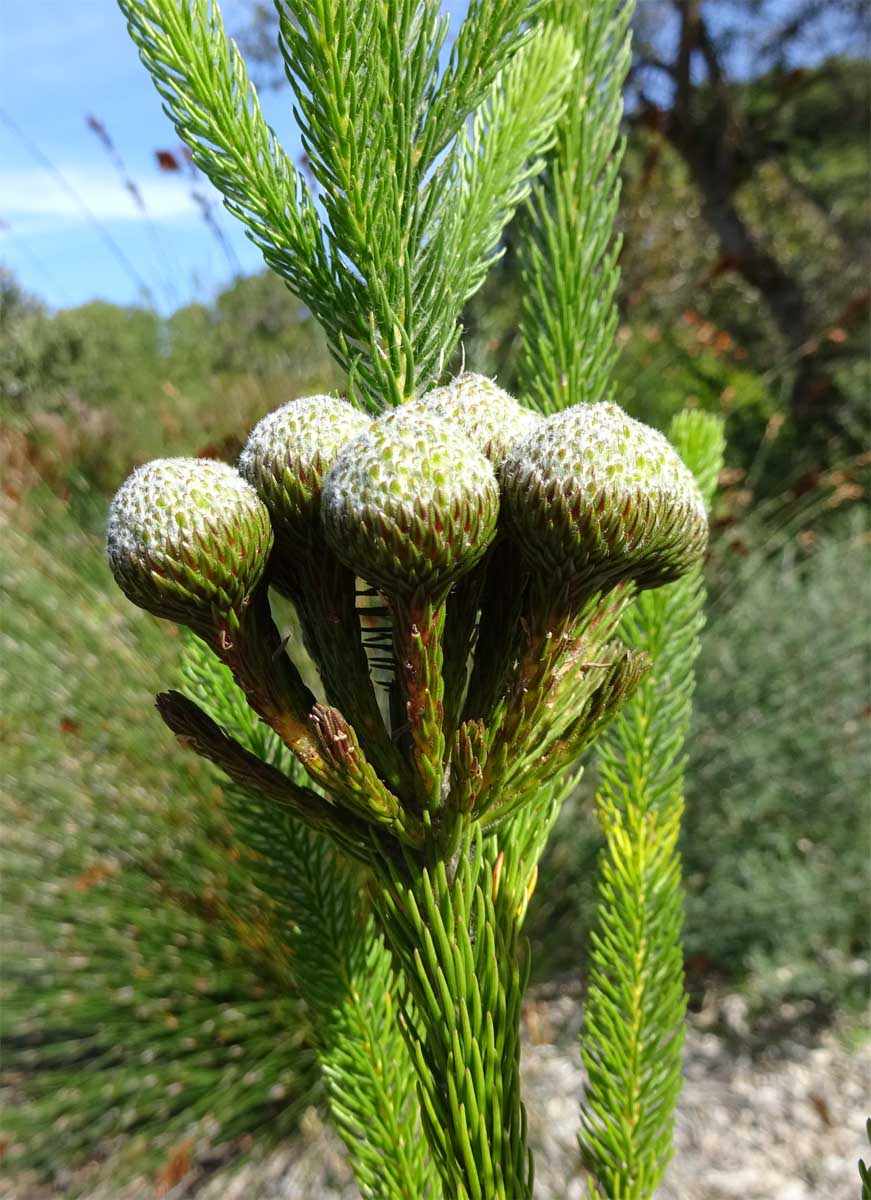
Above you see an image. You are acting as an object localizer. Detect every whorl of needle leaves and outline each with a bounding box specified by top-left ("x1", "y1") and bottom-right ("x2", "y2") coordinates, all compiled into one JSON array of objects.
[
  {"x1": 106, "y1": 457, "x2": 272, "y2": 628},
  {"x1": 321, "y1": 405, "x2": 500, "y2": 598},
  {"x1": 502, "y1": 402, "x2": 708, "y2": 595},
  {"x1": 238, "y1": 395, "x2": 371, "y2": 548},
  {"x1": 412, "y1": 371, "x2": 540, "y2": 463}
]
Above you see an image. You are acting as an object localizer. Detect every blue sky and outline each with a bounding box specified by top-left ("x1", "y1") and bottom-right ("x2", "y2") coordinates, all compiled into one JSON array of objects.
[
  {"x1": 1, "y1": 2, "x2": 274, "y2": 311},
  {"x1": 1, "y1": 1, "x2": 844, "y2": 315},
  {"x1": 0, "y1": 1, "x2": 467, "y2": 314}
]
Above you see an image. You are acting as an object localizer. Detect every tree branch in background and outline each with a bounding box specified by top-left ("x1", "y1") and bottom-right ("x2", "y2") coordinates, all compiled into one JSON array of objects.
[{"x1": 631, "y1": 0, "x2": 866, "y2": 446}]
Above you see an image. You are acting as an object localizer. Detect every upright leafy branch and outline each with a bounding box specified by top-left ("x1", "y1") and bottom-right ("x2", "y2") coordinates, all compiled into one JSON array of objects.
[
  {"x1": 277, "y1": 0, "x2": 576, "y2": 404},
  {"x1": 275, "y1": 0, "x2": 444, "y2": 405},
  {"x1": 578, "y1": 411, "x2": 724, "y2": 1199},
  {"x1": 423, "y1": 0, "x2": 542, "y2": 161},
  {"x1": 518, "y1": 0, "x2": 633, "y2": 413},
  {"x1": 121, "y1": 0, "x2": 575, "y2": 408},
  {"x1": 420, "y1": 28, "x2": 577, "y2": 389}
]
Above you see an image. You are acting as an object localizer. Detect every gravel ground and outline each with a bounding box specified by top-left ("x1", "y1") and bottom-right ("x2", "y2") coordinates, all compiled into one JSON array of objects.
[{"x1": 5, "y1": 991, "x2": 868, "y2": 1200}]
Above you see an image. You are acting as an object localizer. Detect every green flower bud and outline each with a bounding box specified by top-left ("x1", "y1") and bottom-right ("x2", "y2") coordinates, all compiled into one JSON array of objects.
[
  {"x1": 502, "y1": 402, "x2": 708, "y2": 593},
  {"x1": 413, "y1": 372, "x2": 540, "y2": 464},
  {"x1": 238, "y1": 395, "x2": 371, "y2": 548},
  {"x1": 106, "y1": 457, "x2": 273, "y2": 628},
  {"x1": 321, "y1": 407, "x2": 499, "y2": 598}
]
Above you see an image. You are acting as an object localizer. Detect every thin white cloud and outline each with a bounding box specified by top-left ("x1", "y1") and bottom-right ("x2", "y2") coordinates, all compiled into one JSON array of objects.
[{"x1": 0, "y1": 166, "x2": 207, "y2": 233}]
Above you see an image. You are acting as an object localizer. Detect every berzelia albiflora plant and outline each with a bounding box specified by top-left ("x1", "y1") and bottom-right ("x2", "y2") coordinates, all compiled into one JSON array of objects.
[{"x1": 109, "y1": 0, "x2": 724, "y2": 1196}]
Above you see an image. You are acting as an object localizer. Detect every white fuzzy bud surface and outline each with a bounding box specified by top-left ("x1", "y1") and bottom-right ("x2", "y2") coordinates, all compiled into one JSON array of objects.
[
  {"x1": 412, "y1": 372, "x2": 540, "y2": 464},
  {"x1": 321, "y1": 406, "x2": 499, "y2": 596},
  {"x1": 106, "y1": 457, "x2": 273, "y2": 624},
  {"x1": 503, "y1": 402, "x2": 708, "y2": 592},
  {"x1": 514, "y1": 402, "x2": 706, "y2": 519},
  {"x1": 239, "y1": 395, "x2": 371, "y2": 537}
]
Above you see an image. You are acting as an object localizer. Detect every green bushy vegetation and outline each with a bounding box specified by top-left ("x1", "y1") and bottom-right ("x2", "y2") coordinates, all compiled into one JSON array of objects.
[
  {"x1": 0, "y1": 270, "x2": 339, "y2": 529},
  {"x1": 683, "y1": 505, "x2": 869, "y2": 1009}
]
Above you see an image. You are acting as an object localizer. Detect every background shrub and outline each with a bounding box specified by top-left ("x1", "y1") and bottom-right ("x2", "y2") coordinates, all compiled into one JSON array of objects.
[{"x1": 527, "y1": 498, "x2": 870, "y2": 1010}]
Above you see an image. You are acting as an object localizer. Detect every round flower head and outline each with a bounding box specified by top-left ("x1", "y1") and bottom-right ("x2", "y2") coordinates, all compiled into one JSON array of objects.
[
  {"x1": 238, "y1": 395, "x2": 370, "y2": 549},
  {"x1": 502, "y1": 402, "x2": 708, "y2": 594},
  {"x1": 321, "y1": 406, "x2": 499, "y2": 598},
  {"x1": 413, "y1": 372, "x2": 540, "y2": 465},
  {"x1": 106, "y1": 457, "x2": 273, "y2": 629}
]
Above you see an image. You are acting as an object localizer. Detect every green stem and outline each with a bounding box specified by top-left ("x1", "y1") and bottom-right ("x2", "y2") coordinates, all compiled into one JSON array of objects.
[
  {"x1": 206, "y1": 589, "x2": 409, "y2": 837},
  {"x1": 288, "y1": 845, "x2": 442, "y2": 1200},
  {"x1": 205, "y1": 587, "x2": 321, "y2": 761},
  {"x1": 372, "y1": 824, "x2": 532, "y2": 1200},
  {"x1": 441, "y1": 559, "x2": 489, "y2": 744},
  {"x1": 389, "y1": 590, "x2": 448, "y2": 816},
  {"x1": 274, "y1": 549, "x2": 413, "y2": 799}
]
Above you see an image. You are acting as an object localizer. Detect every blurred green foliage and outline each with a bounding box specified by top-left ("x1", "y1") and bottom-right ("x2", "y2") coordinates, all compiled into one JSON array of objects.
[
  {"x1": 682, "y1": 506, "x2": 869, "y2": 1010},
  {"x1": 0, "y1": 269, "x2": 340, "y2": 529},
  {"x1": 526, "y1": 499, "x2": 870, "y2": 1012},
  {"x1": 1, "y1": 494, "x2": 320, "y2": 1190},
  {"x1": 465, "y1": 56, "x2": 869, "y2": 487}
]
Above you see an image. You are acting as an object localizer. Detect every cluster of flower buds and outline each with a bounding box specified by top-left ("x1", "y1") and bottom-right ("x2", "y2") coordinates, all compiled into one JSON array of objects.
[{"x1": 107, "y1": 373, "x2": 708, "y2": 861}]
